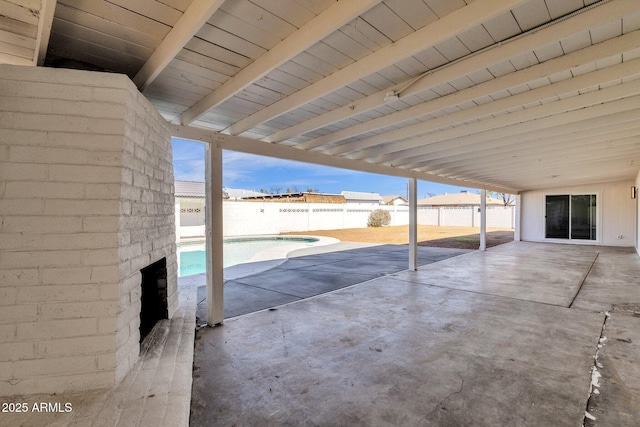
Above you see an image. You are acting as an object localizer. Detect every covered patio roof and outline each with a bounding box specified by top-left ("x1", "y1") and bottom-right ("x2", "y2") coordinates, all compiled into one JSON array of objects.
[{"x1": 3, "y1": 0, "x2": 639, "y2": 194}]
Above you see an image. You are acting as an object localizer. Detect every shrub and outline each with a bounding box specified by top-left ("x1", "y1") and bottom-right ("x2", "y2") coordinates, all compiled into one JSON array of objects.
[{"x1": 367, "y1": 209, "x2": 391, "y2": 227}]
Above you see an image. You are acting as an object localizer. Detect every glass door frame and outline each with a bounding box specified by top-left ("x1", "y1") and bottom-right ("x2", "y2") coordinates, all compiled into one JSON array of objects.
[{"x1": 544, "y1": 192, "x2": 601, "y2": 243}]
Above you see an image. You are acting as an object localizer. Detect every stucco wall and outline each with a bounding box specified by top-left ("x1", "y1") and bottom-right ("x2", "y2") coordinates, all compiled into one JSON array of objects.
[{"x1": 520, "y1": 180, "x2": 636, "y2": 247}]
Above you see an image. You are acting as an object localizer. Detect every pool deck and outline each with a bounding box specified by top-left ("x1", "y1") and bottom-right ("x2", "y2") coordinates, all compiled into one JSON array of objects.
[{"x1": 182, "y1": 241, "x2": 470, "y2": 321}]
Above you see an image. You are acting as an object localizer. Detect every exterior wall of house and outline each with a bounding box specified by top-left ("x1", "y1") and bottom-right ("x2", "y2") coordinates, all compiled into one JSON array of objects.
[
  {"x1": 636, "y1": 171, "x2": 640, "y2": 255},
  {"x1": 520, "y1": 180, "x2": 636, "y2": 247},
  {"x1": 0, "y1": 65, "x2": 176, "y2": 396}
]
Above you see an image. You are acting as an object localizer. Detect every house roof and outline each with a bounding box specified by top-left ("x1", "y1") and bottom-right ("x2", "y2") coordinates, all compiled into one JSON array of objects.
[
  {"x1": 5, "y1": 0, "x2": 640, "y2": 193},
  {"x1": 174, "y1": 181, "x2": 263, "y2": 199},
  {"x1": 341, "y1": 191, "x2": 383, "y2": 202},
  {"x1": 418, "y1": 192, "x2": 506, "y2": 206},
  {"x1": 175, "y1": 180, "x2": 205, "y2": 198},
  {"x1": 382, "y1": 195, "x2": 408, "y2": 204}
]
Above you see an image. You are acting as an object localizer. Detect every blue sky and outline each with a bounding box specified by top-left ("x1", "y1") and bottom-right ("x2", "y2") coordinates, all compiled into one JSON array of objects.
[{"x1": 172, "y1": 138, "x2": 476, "y2": 198}]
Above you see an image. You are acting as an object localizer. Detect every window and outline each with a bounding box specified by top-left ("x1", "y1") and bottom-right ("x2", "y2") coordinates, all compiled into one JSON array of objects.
[{"x1": 545, "y1": 194, "x2": 596, "y2": 240}]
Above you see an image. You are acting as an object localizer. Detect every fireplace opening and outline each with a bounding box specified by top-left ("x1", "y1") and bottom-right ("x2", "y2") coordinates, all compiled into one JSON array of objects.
[{"x1": 140, "y1": 257, "x2": 168, "y2": 342}]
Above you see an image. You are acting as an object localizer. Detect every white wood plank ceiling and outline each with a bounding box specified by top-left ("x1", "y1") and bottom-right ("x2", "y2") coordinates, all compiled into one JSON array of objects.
[{"x1": 2, "y1": 0, "x2": 640, "y2": 193}]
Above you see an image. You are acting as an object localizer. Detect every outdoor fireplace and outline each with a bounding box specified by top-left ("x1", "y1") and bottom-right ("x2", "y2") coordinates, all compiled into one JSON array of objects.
[
  {"x1": 0, "y1": 65, "x2": 177, "y2": 396},
  {"x1": 140, "y1": 258, "x2": 169, "y2": 342}
]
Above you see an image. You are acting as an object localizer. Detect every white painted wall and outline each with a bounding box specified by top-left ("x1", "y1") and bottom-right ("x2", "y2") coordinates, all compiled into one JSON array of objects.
[
  {"x1": 520, "y1": 180, "x2": 636, "y2": 247},
  {"x1": 175, "y1": 200, "x2": 515, "y2": 239},
  {"x1": 636, "y1": 171, "x2": 640, "y2": 255}
]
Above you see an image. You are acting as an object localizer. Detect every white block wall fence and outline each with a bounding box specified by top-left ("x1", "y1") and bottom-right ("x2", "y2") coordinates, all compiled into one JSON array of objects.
[{"x1": 176, "y1": 201, "x2": 515, "y2": 239}]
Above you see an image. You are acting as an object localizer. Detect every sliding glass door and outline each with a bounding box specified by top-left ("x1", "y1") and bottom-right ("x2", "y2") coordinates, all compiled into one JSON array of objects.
[{"x1": 545, "y1": 194, "x2": 596, "y2": 240}]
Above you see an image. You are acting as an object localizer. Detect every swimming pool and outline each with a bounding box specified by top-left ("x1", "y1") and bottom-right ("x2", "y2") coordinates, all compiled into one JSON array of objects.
[{"x1": 177, "y1": 236, "x2": 321, "y2": 277}]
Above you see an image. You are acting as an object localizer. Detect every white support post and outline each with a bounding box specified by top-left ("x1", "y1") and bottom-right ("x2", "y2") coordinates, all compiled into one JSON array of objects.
[
  {"x1": 409, "y1": 178, "x2": 418, "y2": 270},
  {"x1": 205, "y1": 144, "x2": 224, "y2": 326},
  {"x1": 480, "y1": 189, "x2": 487, "y2": 251},
  {"x1": 514, "y1": 194, "x2": 522, "y2": 242}
]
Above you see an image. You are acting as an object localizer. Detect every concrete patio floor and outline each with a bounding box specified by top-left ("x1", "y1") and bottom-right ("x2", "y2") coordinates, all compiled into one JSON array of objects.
[
  {"x1": 190, "y1": 241, "x2": 640, "y2": 426},
  {"x1": 192, "y1": 242, "x2": 470, "y2": 320}
]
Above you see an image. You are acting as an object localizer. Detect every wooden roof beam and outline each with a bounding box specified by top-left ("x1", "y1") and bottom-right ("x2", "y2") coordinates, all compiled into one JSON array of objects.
[
  {"x1": 224, "y1": 0, "x2": 529, "y2": 136},
  {"x1": 34, "y1": 0, "x2": 57, "y2": 66},
  {"x1": 395, "y1": 95, "x2": 640, "y2": 169},
  {"x1": 348, "y1": 55, "x2": 640, "y2": 161},
  {"x1": 269, "y1": 0, "x2": 639, "y2": 147},
  {"x1": 326, "y1": 30, "x2": 640, "y2": 156},
  {"x1": 133, "y1": 0, "x2": 226, "y2": 91},
  {"x1": 179, "y1": 0, "x2": 383, "y2": 126}
]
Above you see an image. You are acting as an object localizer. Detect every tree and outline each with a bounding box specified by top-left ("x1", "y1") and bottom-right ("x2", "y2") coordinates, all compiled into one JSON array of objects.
[
  {"x1": 269, "y1": 186, "x2": 282, "y2": 194},
  {"x1": 499, "y1": 193, "x2": 514, "y2": 206}
]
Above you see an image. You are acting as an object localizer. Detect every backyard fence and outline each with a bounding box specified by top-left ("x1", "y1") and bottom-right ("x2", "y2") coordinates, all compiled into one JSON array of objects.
[{"x1": 176, "y1": 201, "x2": 515, "y2": 240}]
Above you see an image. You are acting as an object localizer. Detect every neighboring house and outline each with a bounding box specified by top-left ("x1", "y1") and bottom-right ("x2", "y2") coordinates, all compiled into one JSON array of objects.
[
  {"x1": 242, "y1": 192, "x2": 345, "y2": 203},
  {"x1": 342, "y1": 191, "x2": 383, "y2": 205},
  {"x1": 382, "y1": 195, "x2": 408, "y2": 206},
  {"x1": 225, "y1": 188, "x2": 264, "y2": 200},
  {"x1": 418, "y1": 191, "x2": 507, "y2": 207}
]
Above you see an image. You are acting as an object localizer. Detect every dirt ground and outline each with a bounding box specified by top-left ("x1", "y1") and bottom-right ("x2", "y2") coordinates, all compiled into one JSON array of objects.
[{"x1": 284, "y1": 225, "x2": 514, "y2": 250}]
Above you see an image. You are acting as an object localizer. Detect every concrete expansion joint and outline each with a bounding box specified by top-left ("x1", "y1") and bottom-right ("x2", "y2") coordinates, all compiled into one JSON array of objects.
[{"x1": 583, "y1": 310, "x2": 610, "y2": 426}]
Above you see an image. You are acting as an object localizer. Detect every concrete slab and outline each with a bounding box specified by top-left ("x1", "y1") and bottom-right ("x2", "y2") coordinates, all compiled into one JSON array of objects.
[
  {"x1": 585, "y1": 312, "x2": 640, "y2": 425},
  {"x1": 194, "y1": 244, "x2": 469, "y2": 321},
  {"x1": 191, "y1": 276, "x2": 604, "y2": 426},
  {"x1": 389, "y1": 242, "x2": 599, "y2": 307},
  {"x1": 571, "y1": 246, "x2": 640, "y2": 313}
]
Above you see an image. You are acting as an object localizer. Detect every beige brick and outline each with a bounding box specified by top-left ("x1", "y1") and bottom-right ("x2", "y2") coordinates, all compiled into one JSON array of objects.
[
  {"x1": 0, "y1": 287, "x2": 16, "y2": 305},
  {"x1": 41, "y1": 233, "x2": 117, "y2": 250},
  {"x1": 38, "y1": 335, "x2": 115, "y2": 358},
  {"x1": 93, "y1": 87, "x2": 129, "y2": 103},
  {"x1": 0, "y1": 324, "x2": 16, "y2": 341},
  {"x1": 40, "y1": 301, "x2": 117, "y2": 320},
  {"x1": 90, "y1": 265, "x2": 120, "y2": 284},
  {"x1": 47, "y1": 132, "x2": 123, "y2": 151},
  {"x1": 13, "y1": 355, "x2": 98, "y2": 378},
  {"x1": 18, "y1": 284, "x2": 99, "y2": 303},
  {"x1": 9, "y1": 113, "x2": 122, "y2": 135},
  {"x1": 83, "y1": 216, "x2": 119, "y2": 233},
  {"x1": 0, "y1": 269, "x2": 39, "y2": 286},
  {"x1": 0, "y1": 250, "x2": 82, "y2": 269},
  {"x1": 9, "y1": 146, "x2": 89, "y2": 164},
  {"x1": 17, "y1": 318, "x2": 98, "y2": 340},
  {"x1": 98, "y1": 317, "x2": 117, "y2": 335},
  {"x1": 2, "y1": 216, "x2": 83, "y2": 234},
  {"x1": 97, "y1": 353, "x2": 116, "y2": 371},
  {"x1": 0, "y1": 342, "x2": 36, "y2": 361},
  {"x1": 48, "y1": 164, "x2": 122, "y2": 183},
  {"x1": 0, "y1": 80, "x2": 95, "y2": 101},
  {"x1": 0, "y1": 199, "x2": 45, "y2": 216},
  {"x1": 0, "y1": 129, "x2": 47, "y2": 146},
  {"x1": 45, "y1": 199, "x2": 120, "y2": 216},
  {"x1": 41, "y1": 267, "x2": 92, "y2": 285},
  {"x1": 0, "y1": 162, "x2": 47, "y2": 181},
  {"x1": 84, "y1": 183, "x2": 121, "y2": 200},
  {"x1": 80, "y1": 248, "x2": 119, "y2": 266},
  {"x1": 4, "y1": 181, "x2": 84, "y2": 199},
  {"x1": 35, "y1": 371, "x2": 116, "y2": 395},
  {"x1": 0, "y1": 304, "x2": 37, "y2": 325}
]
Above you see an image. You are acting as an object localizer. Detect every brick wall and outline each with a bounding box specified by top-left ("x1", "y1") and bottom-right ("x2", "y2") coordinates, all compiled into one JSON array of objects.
[{"x1": 0, "y1": 65, "x2": 177, "y2": 395}]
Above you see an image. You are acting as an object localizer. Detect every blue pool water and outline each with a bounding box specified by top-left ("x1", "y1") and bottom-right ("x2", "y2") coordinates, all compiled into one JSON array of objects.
[{"x1": 178, "y1": 237, "x2": 318, "y2": 277}]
